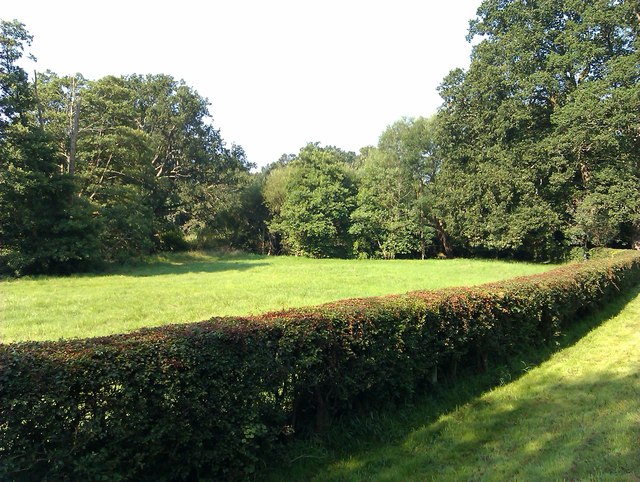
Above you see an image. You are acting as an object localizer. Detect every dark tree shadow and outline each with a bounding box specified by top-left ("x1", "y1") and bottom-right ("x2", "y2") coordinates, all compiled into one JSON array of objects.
[
  {"x1": 321, "y1": 372, "x2": 640, "y2": 481},
  {"x1": 106, "y1": 252, "x2": 271, "y2": 277}
]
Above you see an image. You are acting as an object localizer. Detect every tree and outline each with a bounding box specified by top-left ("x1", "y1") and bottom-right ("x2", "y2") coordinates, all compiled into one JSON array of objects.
[
  {"x1": 0, "y1": 21, "x2": 99, "y2": 275},
  {"x1": 550, "y1": 43, "x2": 640, "y2": 249},
  {"x1": 433, "y1": 0, "x2": 639, "y2": 259},
  {"x1": 0, "y1": 20, "x2": 33, "y2": 130},
  {"x1": 210, "y1": 171, "x2": 271, "y2": 253},
  {"x1": 268, "y1": 143, "x2": 357, "y2": 257},
  {"x1": 262, "y1": 160, "x2": 295, "y2": 254},
  {"x1": 36, "y1": 72, "x2": 252, "y2": 259},
  {"x1": 350, "y1": 117, "x2": 437, "y2": 259}
]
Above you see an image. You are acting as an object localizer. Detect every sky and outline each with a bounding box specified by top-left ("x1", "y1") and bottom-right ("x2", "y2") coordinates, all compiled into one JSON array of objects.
[{"x1": 4, "y1": 0, "x2": 482, "y2": 168}]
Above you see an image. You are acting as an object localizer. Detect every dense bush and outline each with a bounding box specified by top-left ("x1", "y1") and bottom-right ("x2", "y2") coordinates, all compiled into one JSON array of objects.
[{"x1": 2, "y1": 251, "x2": 640, "y2": 480}]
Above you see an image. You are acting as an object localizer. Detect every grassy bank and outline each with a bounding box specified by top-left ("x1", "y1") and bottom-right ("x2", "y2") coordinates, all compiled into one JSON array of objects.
[
  {"x1": 0, "y1": 252, "x2": 553, "y2": 342},
  {"x1": 266, "y1": 285, "x2": 640, "y2": 481}
]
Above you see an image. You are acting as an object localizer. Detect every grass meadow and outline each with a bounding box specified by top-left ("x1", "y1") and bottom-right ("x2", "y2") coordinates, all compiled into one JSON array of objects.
[
  {"x1": 265, "y1": 285, "x2": 640, "y2": 481},
  {"x1": 1, "y1": 251, "x2": 554, "y2": 343}
]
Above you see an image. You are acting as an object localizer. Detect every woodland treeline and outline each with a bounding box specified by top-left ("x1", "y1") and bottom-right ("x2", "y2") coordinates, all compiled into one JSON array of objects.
[{"x1": 1, "y1": 0, "x2": 639, "y2": 275}]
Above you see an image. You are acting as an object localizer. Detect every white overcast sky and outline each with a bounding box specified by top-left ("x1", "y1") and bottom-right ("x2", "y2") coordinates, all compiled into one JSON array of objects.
[{"x1": 4, "y1": 0, "x2": 481, "y2": 167}]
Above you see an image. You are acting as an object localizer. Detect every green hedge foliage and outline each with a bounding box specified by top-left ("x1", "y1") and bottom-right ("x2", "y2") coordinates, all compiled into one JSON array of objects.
[{"x1": 2, "y1": 251, "x2": 640, "y2": 480}]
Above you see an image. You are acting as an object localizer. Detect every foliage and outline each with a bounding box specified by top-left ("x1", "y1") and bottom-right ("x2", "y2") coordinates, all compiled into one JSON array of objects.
[
  {"x1": 97, "y1": 185, "x2": 155, "y2": 262},
  {"x1": 4, "y1": 0, "x2": 639, "y2": 270},
  {"x1": 268, "y1": 143, "x2": 357, "y2": 258},
  {"x1": 2, "y1": 251, "x2": 639, "y2": 480},
  {"x1": 0, "y1": 19, "x2": 257, "y2": 275},
  {"x1": 0, "y1": 21, "x2": 100, "y2": 276},
  {"x1": 0, "y1": 20, "x2": 32, "y2": 127},
  {"x1": 35, "y1": 72, "x2": 253, "y2": 260},
  {"x1": 202, "y1": 171, "x2": 271, "y2": 253},
  {"x1": 350, "y1": 117, "x2": 437, "y2": 259},
  {"x1": 432, "y1": 0, "x2": 640, "y2": 260}
]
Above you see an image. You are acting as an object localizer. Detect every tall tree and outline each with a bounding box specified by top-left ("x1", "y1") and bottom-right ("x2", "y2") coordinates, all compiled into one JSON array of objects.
[
  {"x1": 36, "y1": 73, "x2": 252, "y2": 259},
  {"x1": 350, "y1": 117, "x2": 437, "y2": 259},
  {"x1": 262, "y1": 159, "x2": 295, "y2": 254},
  {"x1": 433, "y1": 0, "x2": 639, "y2": 259},
  {"x1": 0, "y1": 21, "x2": 99, "y2": 275},
  {"x1": 268, "y1": 143, "x2": 357, "y2": 257}
]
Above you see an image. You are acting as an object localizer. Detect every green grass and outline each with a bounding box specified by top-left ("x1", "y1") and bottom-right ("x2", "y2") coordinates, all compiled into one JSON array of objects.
[
  {"x1": 0, "y1": 251, "x2": 553, "y2": 343},
  {"x1": 265, "y1": 285, "x2": 640, "y2": 481}
]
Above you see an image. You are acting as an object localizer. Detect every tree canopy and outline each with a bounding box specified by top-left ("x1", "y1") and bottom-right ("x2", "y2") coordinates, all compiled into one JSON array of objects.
[
  {"x1": 0, "y1": 21, "x2": 254, "y2": 274},
  {"x1": 267, "y1": 143, "x2": 357, "y2": 258},
  {"x1": 0, "y1": 21, "x2": 100, "y2": 275},
  {"x1": 432, "y1": 0, "x2": 640, "y2": 259},
  {"x1": 2, "y1": 2, "x2": 638, "y2": 275},
  {"x1": 350, "y1": 117, "x2": 437, "y2": 259}
]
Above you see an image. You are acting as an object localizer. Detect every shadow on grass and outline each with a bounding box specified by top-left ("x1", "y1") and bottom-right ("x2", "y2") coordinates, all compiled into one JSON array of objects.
[
  {"x1": 107, "y1": 252, "x2": 271, "y2": 277},
  {"x1": 264, "y1": 284, "x2": 640, "y2": 481},
  {"x1": 320, "y1": 372, "x2": 640, "y2": 481}
]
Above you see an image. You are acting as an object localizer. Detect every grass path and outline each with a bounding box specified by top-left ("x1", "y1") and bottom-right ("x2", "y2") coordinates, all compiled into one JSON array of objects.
[
  {"x1": 267, "y1": 286, "x2": 640, "y2": 481},
  {"x1": 0, "y1": 252, "x2": 552, "y2": 343}
]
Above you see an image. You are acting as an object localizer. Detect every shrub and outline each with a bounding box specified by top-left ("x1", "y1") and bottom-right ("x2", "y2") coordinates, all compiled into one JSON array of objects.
[
  {"x1": 1, "y1": 251, "x2": 639, "y2": 480},
  {"x1": 157, "y1": 228, "x2": 190, "y2": 252}
]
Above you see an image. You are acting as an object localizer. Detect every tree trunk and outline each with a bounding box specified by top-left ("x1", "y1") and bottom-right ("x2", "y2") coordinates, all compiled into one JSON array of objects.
[
  {"x1": 315, "y1": 388, "x2": 331, "y2": 433},
  {"x1": 449, "y1": 357, "x2": 458, "y2": 380},
  {"x1": 68, "y1": 95, "x2": 80, "y2": 176},
  {"x1": 33, "y1": 70, "x2": 44, "y2": 129},
  {"x1": 435, "y1": 218, "x2": 452, "y2": 256}
]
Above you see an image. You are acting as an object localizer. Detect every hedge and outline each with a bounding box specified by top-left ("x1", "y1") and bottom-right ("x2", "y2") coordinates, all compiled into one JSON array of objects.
[{"x1": 2, "y1": 251, "x2": 640, "y2": 480}]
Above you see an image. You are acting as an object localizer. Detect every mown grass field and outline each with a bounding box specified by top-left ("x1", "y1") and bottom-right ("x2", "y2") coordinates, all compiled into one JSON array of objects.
[
  {"x1": 266, "y1": 285, "x2": 640, "y2": 481},
  {"x1": 0, "y1": 252, "x2": 554, "y2": 343}
]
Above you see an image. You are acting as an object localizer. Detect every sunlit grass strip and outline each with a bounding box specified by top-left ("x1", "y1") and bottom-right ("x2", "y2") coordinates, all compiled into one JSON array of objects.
[
  {"x1": 0, "y1": 252, "x2": 553, "y2": 342},
  {"x1": 269, "y1": 286, "x2": 640, "y2": 481}
]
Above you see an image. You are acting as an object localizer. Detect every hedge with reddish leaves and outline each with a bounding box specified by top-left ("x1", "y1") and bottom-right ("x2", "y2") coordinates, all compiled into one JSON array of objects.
[{"x1": 1, "y1": 251, "x2": 639, "y2": 480}]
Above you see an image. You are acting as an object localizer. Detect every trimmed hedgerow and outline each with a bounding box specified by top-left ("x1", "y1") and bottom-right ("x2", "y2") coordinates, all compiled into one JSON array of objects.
[{"x1": 1, "y1": 251, "x2": 640, "y2": 480}]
